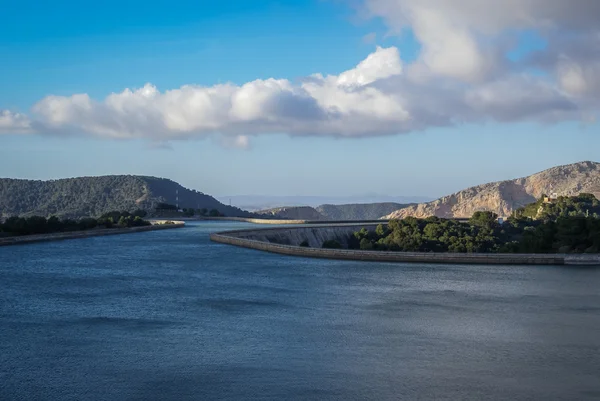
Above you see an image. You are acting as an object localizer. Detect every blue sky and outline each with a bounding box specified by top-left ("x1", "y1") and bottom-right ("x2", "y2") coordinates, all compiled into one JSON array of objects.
[{"x1": 1, "y1": 0, "x2": 598, "y2": 199}]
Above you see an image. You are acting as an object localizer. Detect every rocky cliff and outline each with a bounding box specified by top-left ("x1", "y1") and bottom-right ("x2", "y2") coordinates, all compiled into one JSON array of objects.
[{"x1": 384, "y1": 161, "x2": 600, "y2": 219}]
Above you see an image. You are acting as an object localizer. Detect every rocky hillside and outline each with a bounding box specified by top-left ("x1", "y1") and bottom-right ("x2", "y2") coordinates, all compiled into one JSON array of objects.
[
  {"x1": 0, "y1": 175, "x2": 253, "y2": 218},
  {"x1": 258, "y1": 202, "x2": 411, "y2": 221},
  {"x1": 384, "y1": 161, "x2": 600, "y2": 220}
]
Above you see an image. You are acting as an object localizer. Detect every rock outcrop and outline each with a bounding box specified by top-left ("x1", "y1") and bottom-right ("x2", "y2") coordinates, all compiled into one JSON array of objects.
[{"x1": 384, "y1": 161, "x2": 600, "y2": 219}]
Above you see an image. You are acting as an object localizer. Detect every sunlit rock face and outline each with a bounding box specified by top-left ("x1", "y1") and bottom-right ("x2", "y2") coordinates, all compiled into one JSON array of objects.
[{"x1": 385, "y1": 161, "x2": 600, "y2": 219}]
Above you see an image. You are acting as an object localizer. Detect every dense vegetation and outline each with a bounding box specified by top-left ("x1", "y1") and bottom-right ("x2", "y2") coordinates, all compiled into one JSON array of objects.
[
  {"x1": 322, "y1": 240, "x2": 343, "y2": 249},
  {"x1": 0, "y1": 175, "x2": 255, "y2": 219},
  {"x1": 335, "y1": 194, "x2": 600, "y2": 254},
  {"x1": 0, "y1": 210, "x2": 150, "y2": 237}
]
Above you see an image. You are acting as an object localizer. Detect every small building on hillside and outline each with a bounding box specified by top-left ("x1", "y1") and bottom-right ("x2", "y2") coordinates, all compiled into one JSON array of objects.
[{"x1": 544, "y1": 193, "x2": 559, "y2": 203}]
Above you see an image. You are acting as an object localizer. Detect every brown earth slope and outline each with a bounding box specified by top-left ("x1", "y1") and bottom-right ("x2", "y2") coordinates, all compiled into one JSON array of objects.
[{"x1": 384, "y1": 161, "x2": 600, "y2": 220}]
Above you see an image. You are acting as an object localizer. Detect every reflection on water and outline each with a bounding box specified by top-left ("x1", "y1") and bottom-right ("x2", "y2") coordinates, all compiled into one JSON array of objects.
[{"x1": 1, "y1": 222, "x2": 600, "y2": 400}]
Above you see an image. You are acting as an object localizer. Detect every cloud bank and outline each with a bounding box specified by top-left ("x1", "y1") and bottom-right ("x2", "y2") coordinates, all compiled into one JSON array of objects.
[{"x1": 1, "y1": 0, "x2": 598, "y2": 145}]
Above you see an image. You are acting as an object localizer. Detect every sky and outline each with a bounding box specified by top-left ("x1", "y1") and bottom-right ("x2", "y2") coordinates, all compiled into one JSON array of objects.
[{"x1": 1, "y1": 0, "x2": 599, "y2": 199}]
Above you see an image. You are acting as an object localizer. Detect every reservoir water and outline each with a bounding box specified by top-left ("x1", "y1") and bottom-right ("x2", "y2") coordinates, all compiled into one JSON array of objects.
[{"x1": 1, "y1": 222, "x2": 600, "y2": 400}]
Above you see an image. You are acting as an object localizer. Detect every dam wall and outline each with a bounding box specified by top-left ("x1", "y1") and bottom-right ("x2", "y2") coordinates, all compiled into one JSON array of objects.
[
  {"x1": 182, "y1": 216, "x2": 390, "y2": 225},
  {"x1": 210, "y1": 225, "x2": 600, "y2": 266},
  {"x1": 225, "y1": 224, "x2": 381, "y2": 248}
]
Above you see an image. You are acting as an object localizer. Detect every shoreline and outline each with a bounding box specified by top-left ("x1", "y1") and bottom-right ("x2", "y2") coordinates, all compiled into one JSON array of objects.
[
  {"x1": 210, "y1": 225, "x2": 600, "y2": 266},
  {"x1": 0, "y1": 221, "x2": 185, "y2": 247}
]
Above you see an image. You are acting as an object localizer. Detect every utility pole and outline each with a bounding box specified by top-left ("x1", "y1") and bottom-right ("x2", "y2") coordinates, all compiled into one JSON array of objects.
[{"x1": 176, "y1": 189, "x2": 179, "y2": 210}]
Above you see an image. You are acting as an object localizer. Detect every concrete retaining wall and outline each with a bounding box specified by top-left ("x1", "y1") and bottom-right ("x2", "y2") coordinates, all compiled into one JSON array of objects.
[
  {"x1": 0, "y1": 221, "x2": 185, "y2": 247},
  {"x1": 210, "y1": 225, "x2": 600, "y2": 266},
  {"x1": 180, "y1": 216, "x2": 392, "y2": 225},
  {"x1": 227, "y1": 224, "x2": 380, "y2": 248},
  {"x1": 184, "y1": 217, "x2": 309, "y2": 224}
]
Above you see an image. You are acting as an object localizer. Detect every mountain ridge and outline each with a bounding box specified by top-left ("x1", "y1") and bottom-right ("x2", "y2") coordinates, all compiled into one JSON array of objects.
[
  {"x1": 0, "y1": 175, "x2": 254, "y2": 218},
  {"x1": 383, "y1": 161, "x2": 600, "y2": 220},
  {"x1": 219, "y1": 195, "x2": 432, "y2": 211},
  {"x1": 258, "y1": 202, "x2": 412, "y2": 221}
]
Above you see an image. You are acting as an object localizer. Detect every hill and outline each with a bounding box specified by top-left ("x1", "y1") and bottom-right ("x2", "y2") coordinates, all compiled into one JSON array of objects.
[
  {"x1": 257, "y1": 206, "x2": 325, "y2": 221},
  {"x1": 348, "y1": 195, "x2": 600, "y2": 254},
  {"x1": 258, "y1": 202, "x2": 411, "y2": 221},
  {"x1": 316, "y1": 203, "x2": 408, "y2": 220},
  {"x1": 384, "y1": 161, "x2": 600, "y2": 220},
  {"x1": 220, "y1": 195, "x2": 431, "y2": 211},
  {"x1": 0, "y1": 175, "x2": 253, "y2": 218}
]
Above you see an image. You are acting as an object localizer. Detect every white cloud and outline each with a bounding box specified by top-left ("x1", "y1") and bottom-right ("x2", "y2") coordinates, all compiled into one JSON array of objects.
[
  {"x1": 0, "y1": 110, "x2": 32, "y2": 134},
  {"x1": 361, "y1": 0, "x2": 600, "y2": 83},
  {"x1": 28, "y1": 46, "x2": 410, "y2": 140},
  {"x1": 362, "y1": 0, "x2": 600, "y2": 35},
  {"x1": 3, "y1": 1, "x2": 600, "y2": 144},
  {"x1": 557, "y1": 58, "x2": 600, "y2": 97},
  {"x1": 336, "y1": 46, "x2": 402, "y2": 86}
]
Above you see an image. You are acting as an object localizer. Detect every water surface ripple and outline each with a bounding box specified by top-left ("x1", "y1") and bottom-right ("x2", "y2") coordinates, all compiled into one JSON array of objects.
[{"x1": 1, "y1": 222, "x2": 599, "y2": 400}]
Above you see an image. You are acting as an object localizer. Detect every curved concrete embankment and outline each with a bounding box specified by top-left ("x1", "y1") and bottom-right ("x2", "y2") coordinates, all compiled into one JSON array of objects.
[
  {"x1": 179, "y1": 216, "x2": 392, "y2": 225},
  {"x1": 0, "y1": 221, "x2": 185, "y2": 247},
  {"x1": 210, "y1": 225, "x2": 600, "y2": 266},
  {"x1": 179, "y1": 216, "x2": 309, "y2": 224},
  {"x1": 215, "y1": 224, "x2": 381, "y2": 248}
]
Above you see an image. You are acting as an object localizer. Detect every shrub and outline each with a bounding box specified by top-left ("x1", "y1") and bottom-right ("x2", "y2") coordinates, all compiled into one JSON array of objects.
[{"x1": 322, "y1": 240, "x2": 342, "y2": 249}]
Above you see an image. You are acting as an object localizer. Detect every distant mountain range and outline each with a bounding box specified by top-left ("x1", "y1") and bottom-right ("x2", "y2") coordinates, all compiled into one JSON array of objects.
[
  {"x1": 384, "y1": 161, "x2": 600, "y2": 220},
  {"x1": 4, "y1": 161, "x2": 597, "y2": 221},
  {"x1": 0, "y1": 175, "x2": 253, "y2": 218},
  {"x1": 257, "y1": 202, "x2": 412, "y2": 221},
  {"x1": 217, "y1": 195, "x2": 432, "y2": 212}
]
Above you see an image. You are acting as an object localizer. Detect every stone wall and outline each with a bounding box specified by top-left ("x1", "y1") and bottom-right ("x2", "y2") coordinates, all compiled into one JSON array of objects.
[{"x1": 210, "y1": 225, "x2": 600, "y2": 266}]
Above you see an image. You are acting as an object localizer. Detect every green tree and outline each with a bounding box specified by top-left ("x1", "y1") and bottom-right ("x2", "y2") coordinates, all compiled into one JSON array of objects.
[
  {"x1": 359, "y1": 238, "x2": 373, "y2": 250},
  {"x1": 375, "y1": 224, "x2": 388, "y2": 238},
  {"x1": 469, "y1": 211, "x2": 498, "y2": 228},
  {"x1": 322, "y1": 240, "x2": 342, "y2": 249}
]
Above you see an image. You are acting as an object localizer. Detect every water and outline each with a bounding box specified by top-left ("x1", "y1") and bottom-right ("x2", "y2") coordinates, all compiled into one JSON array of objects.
[{"x1": 1, "y1": 222, "x2": 599, "y2": 401}]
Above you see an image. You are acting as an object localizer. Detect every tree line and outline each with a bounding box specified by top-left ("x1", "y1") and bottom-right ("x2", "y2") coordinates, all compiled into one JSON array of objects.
[
  {"x1": 0, "y1": 210, "x2": 150, "y2": 237},
  {"x1": 321, "y1": 194, "x2": 600, "y2": 254}
]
